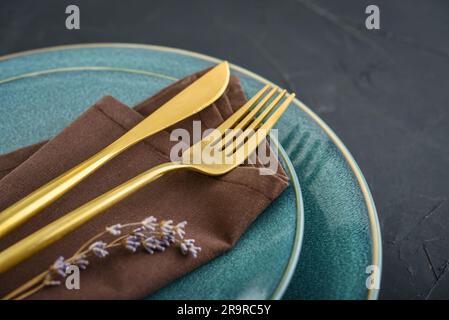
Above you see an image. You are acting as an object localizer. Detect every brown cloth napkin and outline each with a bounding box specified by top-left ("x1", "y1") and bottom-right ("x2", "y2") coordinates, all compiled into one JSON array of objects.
[{"x1": 0, "y1": 72, "x2": 288, "y2": 299}]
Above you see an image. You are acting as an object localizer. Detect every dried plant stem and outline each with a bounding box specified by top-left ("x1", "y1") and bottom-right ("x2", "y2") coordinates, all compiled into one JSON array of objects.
[
  {"x1": 2, "y1": 271, "x2": 48, "y2": 300},
  {"x1": 2, "y1": 216, "x2": 200, "y2": 300},
  {"x1": 74, "y1": 223, "x2": 141, "y2": 256},
  {"x1": 14, "y1": 283, "x2": 46, "y2": 300},
  {"x1": 73, "y1": 232, "x2": 106, "y2": 257}
]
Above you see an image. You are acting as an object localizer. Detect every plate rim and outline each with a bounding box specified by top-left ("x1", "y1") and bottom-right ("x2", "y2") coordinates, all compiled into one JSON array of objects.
[
  {"x1": 269, "y1": 137, "x2": 304, "y2": 299},
  {"x1": 0, "y1": 43, "x2": 382, "y2": 299}
]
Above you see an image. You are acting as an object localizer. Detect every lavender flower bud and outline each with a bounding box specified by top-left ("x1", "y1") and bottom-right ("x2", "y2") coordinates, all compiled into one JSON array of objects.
[
  {"x1": 161, "y1": 235, "x2": 175, "y2": 245},
  {"x1": 141, "y1": 216, "x2": 158, "y2": 231},
  {"x1": 51, "y1": 256, "x2": 69, "y2": 277},
  {"x1": 89, "y1": 241, "x2": 109, "y2": 258},
  {"x1": 160, "y1": 220, "x2": 175, "y2": 237},
  {"x1": 133, "y1": 231, "x2": 146, "y2": 239},
  {"x1": 180, "y1": 243, "x2": 188, "y2": 255},
  {"x1": 180, "y1": 239, "x2": 201, "y2": 258},
  {"x1": 124, "y1": 235, "x2": 140, "y2": 252},
  {"x1": 175, "y1": 221, "x2": 187, "y2": 239},
  {"x1": 73, "y1": 256, "x2": 89, "y2": 270},
  {"x1": 106, "y1": 224, "x2": 122, "y2": 236},
  {"x1": 133, "y1": 226, "x2": 145, "y2": 233},
  {"x1": 143, "y1": 236, "x2": 167, "y2": 252}
]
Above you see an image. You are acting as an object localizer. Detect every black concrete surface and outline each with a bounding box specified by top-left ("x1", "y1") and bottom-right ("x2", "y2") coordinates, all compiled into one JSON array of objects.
[{"x1": 1, "y1": 0, "x2": 448, "y2": 299}]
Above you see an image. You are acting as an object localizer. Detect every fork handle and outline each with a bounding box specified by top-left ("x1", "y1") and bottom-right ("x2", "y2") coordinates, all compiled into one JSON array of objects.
[{"x1": 0, "y1": 161, "x2": 186, "y2": 273}]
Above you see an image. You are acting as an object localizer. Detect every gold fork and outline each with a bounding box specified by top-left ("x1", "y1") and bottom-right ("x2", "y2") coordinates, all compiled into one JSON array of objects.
[{"x1": 0, "y1": 84, "x2": 294, "y2": 273}]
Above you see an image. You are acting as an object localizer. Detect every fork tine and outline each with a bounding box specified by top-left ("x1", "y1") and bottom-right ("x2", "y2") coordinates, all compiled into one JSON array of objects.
[
  {"x1": 230, "y1": 93, "x2": 295, "y2": 165},
  {"x1": 258, "y1": 93, "x2": 295, "y2": 132},
  {"x1": 214, "y1": 86, "x2": 279, "y2": 149},
  {"x1": 182, "y1": 84, "x2": 270, "y2": 161},
  {"x1": 224, "y1": 89, "x2": 287, "y2": 155},
  {"x1": 214, "y1": 84, "x2": 272, "y2": 135}
]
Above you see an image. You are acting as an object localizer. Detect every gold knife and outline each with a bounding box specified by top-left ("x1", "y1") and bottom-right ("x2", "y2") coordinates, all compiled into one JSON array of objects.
[{"x1": 0, "y1": 61, "x2": 230, "y2": 238}]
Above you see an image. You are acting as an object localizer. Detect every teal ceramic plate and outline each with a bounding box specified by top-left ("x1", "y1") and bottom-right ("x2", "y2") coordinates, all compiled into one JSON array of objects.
[
  {"x1": 0, "y1": 44, "x2": 382, "y2": 299},
  {"x1": 0, "y1": 45, "x2": 304, "y2": 300}
]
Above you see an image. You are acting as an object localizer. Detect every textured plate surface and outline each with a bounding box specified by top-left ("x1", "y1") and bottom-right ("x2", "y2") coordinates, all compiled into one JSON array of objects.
[{"x1": 0, "y1": 45, "x2": 304, "y2": 300}]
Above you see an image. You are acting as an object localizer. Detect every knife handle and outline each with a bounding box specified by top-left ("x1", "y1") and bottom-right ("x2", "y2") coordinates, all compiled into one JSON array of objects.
[{"x1": 0, "y1": 136, "x2": 131, "y2": 239}]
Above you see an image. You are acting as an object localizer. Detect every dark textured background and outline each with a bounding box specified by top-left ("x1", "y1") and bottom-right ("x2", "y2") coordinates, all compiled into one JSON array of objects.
[{"x1": 1, "y1": 0, "x2": 448, "y2": 299}]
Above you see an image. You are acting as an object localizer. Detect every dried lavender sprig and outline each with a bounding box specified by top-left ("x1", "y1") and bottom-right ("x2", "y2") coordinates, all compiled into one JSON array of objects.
[{"x1": 6, "y1": 216, "x2": 200, "y2": 300}]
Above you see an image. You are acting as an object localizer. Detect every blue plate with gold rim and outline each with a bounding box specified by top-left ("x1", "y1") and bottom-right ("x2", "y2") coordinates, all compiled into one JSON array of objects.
[{"x1": 0, "y1": 43, "x2": 381, "y2": 299}]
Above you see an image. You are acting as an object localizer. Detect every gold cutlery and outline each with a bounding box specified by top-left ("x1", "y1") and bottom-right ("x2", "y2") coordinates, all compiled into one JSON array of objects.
[
  {"x1": 0, "y1": 61, "x2": 230, "y2": 238},
  {"x1": 0, "y1": 84, "x2": 294, "y2": 273}
]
